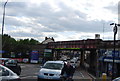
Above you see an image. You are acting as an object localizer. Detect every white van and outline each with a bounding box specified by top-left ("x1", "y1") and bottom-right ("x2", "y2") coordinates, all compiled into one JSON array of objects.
[
  {"x1": 0, "y1": 64, "x2": 20, "y2": 81},
  {"x1": 38, "y1": 61, "x2": 64, "y2": 81}
]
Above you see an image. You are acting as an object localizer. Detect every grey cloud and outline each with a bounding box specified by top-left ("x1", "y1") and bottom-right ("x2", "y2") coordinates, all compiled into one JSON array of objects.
[
  {"x1": 80, "y1": 35, "x2": 93, "y2": 39},
  {"x1": 5, "y1": 17, "x2": 26, "y2": 27},
  {"x1": 9, "y1": 31, "x2": 43, "y2": 37},
  {"x1": 0, "y1": 1, "x2": 114, "y2": 41},
  {"x1": 74, "y1": 10, "x2": 87, "y2": 19},
  {"x1": 103, "y1": 36, "x2": 113, "y2": 40},
  {"x1": 5, "y1": 2, "x2": 28, "y2": 16},
  {"x1": 104, "y1": 3, "x2": 118, "y2": 14},
  {"x1": 45, "y1": 34, "x2": 58, "y2": 38}
]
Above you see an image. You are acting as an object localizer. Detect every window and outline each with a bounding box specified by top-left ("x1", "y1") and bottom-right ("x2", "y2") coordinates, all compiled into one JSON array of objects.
[
  {"x1": 2, "y1": 68, "x2": 9, "y2": 76},
  {"x1": 43, "y1": 63, "x2": 63, "y2": 70},
  {"x1": 0, "y1": 67, "x2": 9, "y2": 76}
]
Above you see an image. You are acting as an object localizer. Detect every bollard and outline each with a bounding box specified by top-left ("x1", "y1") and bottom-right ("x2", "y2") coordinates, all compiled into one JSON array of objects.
[{"x1": 102, "y1": 73, "x2": 107, "y2": 81}]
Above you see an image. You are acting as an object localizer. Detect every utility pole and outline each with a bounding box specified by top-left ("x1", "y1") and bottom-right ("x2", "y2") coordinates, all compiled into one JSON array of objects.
[
  {"x1": 1, "y1": 0, "x2": 8, "y2": 58},
  {"x1": 2, "y1": 0, "x2": 8, "y2": 36},
  {"x1": 110, "y1": 23, "x2": 120, "y2": 80}
]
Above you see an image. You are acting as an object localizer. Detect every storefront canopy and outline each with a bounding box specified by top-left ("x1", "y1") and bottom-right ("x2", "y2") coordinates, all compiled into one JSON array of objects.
[{"x1": 99, "y1": 56, "x2": 120, "y2": 63}]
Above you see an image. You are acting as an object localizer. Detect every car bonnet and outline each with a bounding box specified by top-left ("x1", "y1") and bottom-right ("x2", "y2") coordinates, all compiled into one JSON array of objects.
[{"x1": 40, "y1": 68, "x2": 61, "y2": 74}]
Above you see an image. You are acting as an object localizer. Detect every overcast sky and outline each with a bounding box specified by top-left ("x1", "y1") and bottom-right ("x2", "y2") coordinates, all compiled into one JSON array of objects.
[{"x1": 0, "y1": 0, "x2": 119, "y2": 42}]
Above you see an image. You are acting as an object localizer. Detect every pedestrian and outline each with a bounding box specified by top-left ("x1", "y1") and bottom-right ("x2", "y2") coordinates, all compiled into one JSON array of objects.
[
  {"x1": 61, "y1": 61, "x2": 74, "y2": 81},
  {"x1": 42, "y1": 58, "x2": 46, "y2": 65}
]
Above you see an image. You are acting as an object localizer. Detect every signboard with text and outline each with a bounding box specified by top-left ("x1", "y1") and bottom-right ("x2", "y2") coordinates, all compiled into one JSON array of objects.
[
  {"x1": 44, "y1": 49, "x2": 52, "y2": 57},
  {"x1": 30, "y1": 51, "x2": 39, "y2": 63}
]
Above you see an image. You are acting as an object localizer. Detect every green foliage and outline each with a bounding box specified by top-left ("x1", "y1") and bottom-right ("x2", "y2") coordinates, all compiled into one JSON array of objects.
[
  {"x1": 2, "y1": 34, "x2": 17, "y2": 52},
  {"x1": 2, "y1": 34, "x2": 40, "y2": 58}
]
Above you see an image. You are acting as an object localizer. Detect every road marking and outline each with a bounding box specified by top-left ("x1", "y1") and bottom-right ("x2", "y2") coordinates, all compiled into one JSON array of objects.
[
  {"x1": 20, "y1": 76, "x2": 37, "y2": 79},
  {"x1": 80, "y1": 72, "x2": 84, "y2": 78},
  {"x1": 21, "y1": 66, "x2": 26, "y2": 68}
]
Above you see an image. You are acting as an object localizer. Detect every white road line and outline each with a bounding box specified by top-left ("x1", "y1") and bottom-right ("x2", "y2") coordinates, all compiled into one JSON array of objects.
[
  {"x1": 20, "y1": 76, "x2": 37, "y2": 79},
  {"x1": 21, "y1": 66, "x2": 26, "y2": 68},
  {"x1": 80, "y1": 72, "x2": 84, "y2": 78}
]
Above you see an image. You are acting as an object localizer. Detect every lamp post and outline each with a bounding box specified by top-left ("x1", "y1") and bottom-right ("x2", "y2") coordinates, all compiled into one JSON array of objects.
[
  {"x1": 2, "y1": 0, "x2": 8, "y2": 36},
  {"x1": 110, "y1": 23, "x2": 120, "y2": 80}
]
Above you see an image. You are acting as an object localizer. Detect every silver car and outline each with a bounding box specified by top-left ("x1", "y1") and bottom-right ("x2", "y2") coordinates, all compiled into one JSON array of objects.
[
  {"x1": 0, "y1": 64, "x2": 20, "y2": 81},
  {"x1": 37, "y1": 61, "x2": 64, "y2": 81},
  {"x1": 113, "y1": 77, "x2": 120, "y2": 81}
]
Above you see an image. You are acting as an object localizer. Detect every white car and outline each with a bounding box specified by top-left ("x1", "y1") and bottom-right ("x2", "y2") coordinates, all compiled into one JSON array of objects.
[
  {"x1": 70, "y1": 59, "x2": 80, "y2": 68},
  {"x1": 112, "y1": 77, "x2": 120, "y2": 81},
  {"x1": 37, "y1": 61, "x2": 65, "y2": 81},
  {"x1": 0, "y1": 64, "x2": 20, "y2": 81}
]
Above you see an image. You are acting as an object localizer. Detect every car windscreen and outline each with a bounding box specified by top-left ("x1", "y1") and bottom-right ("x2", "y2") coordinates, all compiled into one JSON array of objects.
[
  {"x1": 5, "y1": 60, "x2": 17, "y2": 66},
  {"x1": 42, "y1": 63, "x2": 63, "y2": 70},
  {"x1": 6, "y1": 60, "x2": 17, "y2": 64}
]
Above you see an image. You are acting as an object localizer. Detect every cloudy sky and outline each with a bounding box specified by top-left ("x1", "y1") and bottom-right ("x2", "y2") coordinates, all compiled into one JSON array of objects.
[{"x1": 0, "y1": 0, "x2": 119, "y2": 42}]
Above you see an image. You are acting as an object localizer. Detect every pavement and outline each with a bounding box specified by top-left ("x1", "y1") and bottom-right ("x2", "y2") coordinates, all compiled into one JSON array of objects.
[
  {"x1": 19, "y1": 63, "x2": 111, "y2": 81},
  {"x1": 73, "y1": 67, "x2": 93, "y2": 81}
]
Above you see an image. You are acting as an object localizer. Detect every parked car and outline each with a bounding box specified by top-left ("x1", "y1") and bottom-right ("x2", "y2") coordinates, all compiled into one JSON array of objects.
[
  {"x1": 70, "y1": 59, "x2": 80, "y2": 68},
  {"x1": 112, "y1": 77, "x2": 120, "y2": 81},
  {"x1": 0, "y1": 58, "x2": 10, "y2": 66},
  {"x1": 0, "y1": 64, "x2": 20, "y2": 81},
  {"x1": 70, "y1": 60, "x2": 77, "y2": 68},
  {"x1": 4, "y1": 59, "x2": 21, "y2": 75},
  {"x1": 37, "y1": 61, "x2": 65, "y2": 81}
]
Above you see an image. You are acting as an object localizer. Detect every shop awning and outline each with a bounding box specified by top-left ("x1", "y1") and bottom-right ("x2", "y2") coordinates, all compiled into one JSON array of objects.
[
  {"x1": 99, "y1": 56, "x2": 105, "y2": 61},
  {"x1": 99, "y1": 56, "x2": 120, "y2": 63},
  {"x1": 104, "y1": 57, "x2": 120, "y2": 63}
]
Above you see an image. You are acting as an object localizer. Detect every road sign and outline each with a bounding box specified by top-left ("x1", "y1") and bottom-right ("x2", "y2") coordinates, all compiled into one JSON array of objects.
[{"x1": 113, "y1": 25, "x2": 117, "y2": 35}]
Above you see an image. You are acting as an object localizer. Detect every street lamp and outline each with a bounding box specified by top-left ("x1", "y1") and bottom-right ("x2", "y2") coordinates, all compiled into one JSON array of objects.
[
  {"x1": 110, "y1": 23, "x2": 120, "y2": 80},
  {"x1": 2, "y1": 0, "x2": 8, "y2": 36}
]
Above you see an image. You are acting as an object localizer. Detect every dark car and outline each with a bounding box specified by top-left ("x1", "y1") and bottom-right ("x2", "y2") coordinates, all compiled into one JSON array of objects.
[{"x1": 4, "y1": 59, "x2": 21, "y2": 75}]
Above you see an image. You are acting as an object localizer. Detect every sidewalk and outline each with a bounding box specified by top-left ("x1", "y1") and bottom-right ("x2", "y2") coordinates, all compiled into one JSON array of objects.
[
  {"x1": 73, "y1": 68, "x2": 92, "y2": 81},
  {"x1": 73, "y1": 67, "x2": 112, "y2": 81}
]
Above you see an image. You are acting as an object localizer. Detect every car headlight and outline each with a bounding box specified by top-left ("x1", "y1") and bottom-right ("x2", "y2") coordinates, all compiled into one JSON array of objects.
[{"x1": 38, "y1": 71, "x2": 43, "y2": 75}]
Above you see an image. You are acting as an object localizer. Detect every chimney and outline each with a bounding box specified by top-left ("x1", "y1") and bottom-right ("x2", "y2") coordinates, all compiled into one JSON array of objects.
[
  {"x1": 95, "y1": 34, "x2": 100, "y2": 39},
  {"x1": 52, "y1": 37, "x2": 54, "y2": 41},
  {"x1": 45, "y1": 37, "x2": 47, "y2": 40}
]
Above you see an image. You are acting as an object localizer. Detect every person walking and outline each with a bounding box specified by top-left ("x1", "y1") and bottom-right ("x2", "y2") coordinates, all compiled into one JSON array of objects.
[{"x1": 61, "y1": 61, "x2": 74, "y2": 81}]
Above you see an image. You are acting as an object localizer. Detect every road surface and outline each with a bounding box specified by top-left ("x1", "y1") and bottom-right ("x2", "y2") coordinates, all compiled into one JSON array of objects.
[{"x1": 19, "y1": 63, "x2": 93, "y2": 81}]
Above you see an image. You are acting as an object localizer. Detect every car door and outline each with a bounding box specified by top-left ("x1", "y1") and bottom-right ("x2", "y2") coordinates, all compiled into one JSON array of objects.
[
  {"x1": 0, "y1": 66, "x2": 11, "y2": 81},
  {"x1": 0, "y1": 65, "x2": 18, "y2": 81}
]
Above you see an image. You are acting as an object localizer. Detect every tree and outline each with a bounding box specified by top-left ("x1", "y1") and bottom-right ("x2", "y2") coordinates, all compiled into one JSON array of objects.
[
  {"x1": 2, "y1": 34, "x2": 40, "y2": 58},
  {"x1": 2, "y1": 34, "x2": 17, "y2": 52},
  {"x1": 29, "y1": 38, "x2": 39, "y2": 45},
  {"x1": 15, "y1": 38, "x2": 40, "y2": 58},
  {"x1": 2, "y1": 34, "x2": 17, "y2": 57}
]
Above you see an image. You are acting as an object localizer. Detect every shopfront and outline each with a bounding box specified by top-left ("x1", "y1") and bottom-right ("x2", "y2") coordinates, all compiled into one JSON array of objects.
[{"x1": 99, "y1": 50, "x2": 120, "y2": 78}]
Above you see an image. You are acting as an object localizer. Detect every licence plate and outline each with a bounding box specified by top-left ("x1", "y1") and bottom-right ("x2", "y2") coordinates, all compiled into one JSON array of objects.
[{"x1": 46, "y1": 77, "x2": 52, "y2": 79}]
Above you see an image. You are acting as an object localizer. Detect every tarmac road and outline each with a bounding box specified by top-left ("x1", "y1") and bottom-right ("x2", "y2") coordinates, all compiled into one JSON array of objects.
[{"x1": 19, "y1": 63, "x2": 93, "y2": 81}]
